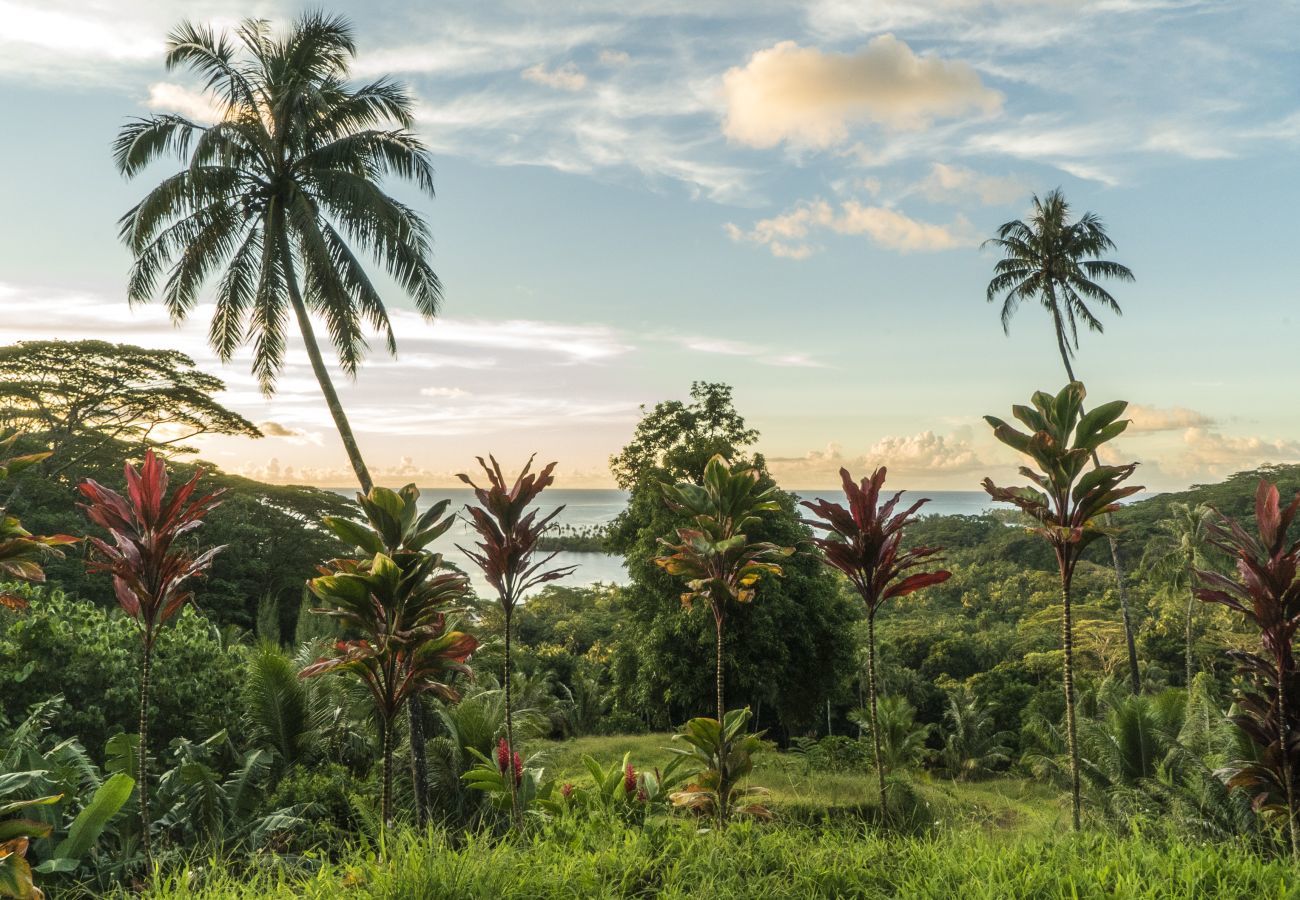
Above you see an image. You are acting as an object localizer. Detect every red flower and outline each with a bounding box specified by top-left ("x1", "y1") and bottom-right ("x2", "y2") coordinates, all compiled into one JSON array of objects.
[
  {"x1": 496, "y1": 738, "x2": 510, "y2": 774},
  {"x1": 561, "y1": 783, "x2": 574, "y2": 800},
  {"x1": 512, "y1": 751, "x2": 523, "y2": 786},
  {"x1": 623, "y1": 762, "x2": 637, "y2": 795},
  {"x1": 636, "y1": 786, "x2": 648, "y2": 804}
]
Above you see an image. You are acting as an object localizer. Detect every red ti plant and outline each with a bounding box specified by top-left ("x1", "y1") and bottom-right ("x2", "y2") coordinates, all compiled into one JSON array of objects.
[
  {"x1": 801, "y1": 466, "x2": 950, "y2": 814},
  {"x1": 981, "y1": 382, "x2": 1140, "y2": 831},
  {"x1": 456, "y1": 456, "x2": 575, "y2": 824},
  {"x1": 0, "y1": 433, "x2": 78, "y2": 607},
  {"x1": 1195, "y1": 480, "x2": 1300, "y2": 859},
  {"x1": 77, "y1": 450, "x2": 224, "y2": 868}
]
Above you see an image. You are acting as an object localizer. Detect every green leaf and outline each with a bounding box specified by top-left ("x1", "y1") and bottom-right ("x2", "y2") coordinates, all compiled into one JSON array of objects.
[{"x1": 53, "y1": 773, "x2": 134, "y2": 863}]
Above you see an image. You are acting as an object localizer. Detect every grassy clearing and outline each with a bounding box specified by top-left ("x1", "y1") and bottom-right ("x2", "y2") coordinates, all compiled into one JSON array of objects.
[{"x1": 126, "y1": 821, "x2": 1299, "y2": 900}]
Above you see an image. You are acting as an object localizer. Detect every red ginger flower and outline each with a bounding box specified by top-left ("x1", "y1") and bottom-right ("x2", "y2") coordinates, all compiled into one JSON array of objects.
[
  {"x1": 496, "y1": 738, "x2": 510, "y2": 774},
  {"x1": 561, "y1": 782, "x2": 574, "y2": 800},
  {"x1": 512, "y1": 751, "x2": 523, "y2": 786},
  {"x1": 623, "y1": 762, "x2": 637, "y2": 795}
]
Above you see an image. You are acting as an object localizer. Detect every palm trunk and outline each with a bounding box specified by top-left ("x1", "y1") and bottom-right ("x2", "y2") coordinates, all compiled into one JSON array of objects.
[
  {"x1": 1185, "y1": 553, "x2": 1197, "y2": 690},
  {"x1": 503, "y1": 606, "x2": 520, "y2": 827},
  {"x1": 1054, "y1": 325, "x2": 1141, "y2": 695},
  {"x1": 868, "y1": 610, "x2": 886, "y2": 817},
  {"x1": 407, "y1": 696, "x2": 430, "y2": 828},
  {"x1": 278, "y1": 231, "x2": 374, "y2": 494},
  {"x1": 1061, "y1": 571, "x2": 1081, "y2": 831},
  {"x1": 381, "y1": 716, "x2": 394, "y2": 832},
  {"x1": 138, "y1": 636, "x2": 153, "y2": 873},
  {"x1": 712, "y1": 604, "x2": 727, "y2": 829}
]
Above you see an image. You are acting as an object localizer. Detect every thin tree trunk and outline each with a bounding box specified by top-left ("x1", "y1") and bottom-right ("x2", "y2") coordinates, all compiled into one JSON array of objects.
[
  {"x1": 867, "y1": 611, "x2": 886, "y2": 817},
  {"x1": 713, "y1": 605, "x2": 725, "y2": 724},
  {"x1": 279, "y1": 231, "x2": 374, "y2": 494},
  {"x1": 407, "y1": 696, "x2": 430, "y2": 828},
  {"x1": 503, "y1": 606, "x2": 519, "y2": 827},
  {"x1": 1061, "y1": 572, "x2": 1081, "y2": 831},
  {"x1": 1185, "y1": 553, "x2": 1196, "y2": 690},
  {"x1": 381, "y1": 717, "x2": 394, "y2": 831},
  {"x1": 138, "y1": 637, "x2": 153, "y2": 873},
  {"x1": 1277, "y1": 651, "x2": 1299, "y2": 860},
  {"x1": 1053, "y1": 324, "x2": 1141, "y2": 695}
]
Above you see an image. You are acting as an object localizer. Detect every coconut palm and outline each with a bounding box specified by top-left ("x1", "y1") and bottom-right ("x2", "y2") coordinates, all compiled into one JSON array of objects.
[
  {"x1": 113, "y1": 14, "x2": 442, "y2": 493},
  {"x1": 1143, "y1": 503, "x2": 1216, "y2": 688},
  {"x1": 984, "y1": 188, "x2": 1142, "y2": 694}
]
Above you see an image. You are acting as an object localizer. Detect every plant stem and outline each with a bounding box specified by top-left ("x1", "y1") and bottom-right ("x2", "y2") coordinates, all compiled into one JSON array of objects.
[
  {"x1": 1061, "y1": 571, "x2": 1081, "y2": 831},
  {"x1": 138, "y1": 636, "x2": 152, "y2": 874},
  {"x1": 1185, "y1": 550, "x2": 1196, "y2": 690},
  {"x1": 713, "y1": 604, "x2": 725, "y2": 725},
  {"x1": 381, "y1": 716, "x2": 394, "y2": 834},
  {"x1": 868, "y1": 610, "x2": 885, "y2": 817},
  {"x1": 408, "y1": 695, "x2": 430, "y2": 829},
  {"x1": 504, "y1": 605, "x2": 520, "y2": 828},
  {"x1": 1277, "y1": 648, "x2": 1299, "y2": 860}
]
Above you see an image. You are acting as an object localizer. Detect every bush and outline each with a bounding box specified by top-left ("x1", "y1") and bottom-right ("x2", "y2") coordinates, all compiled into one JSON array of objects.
[{"x1": 0, "y1": 584, "x2": 241, "y2": 758}]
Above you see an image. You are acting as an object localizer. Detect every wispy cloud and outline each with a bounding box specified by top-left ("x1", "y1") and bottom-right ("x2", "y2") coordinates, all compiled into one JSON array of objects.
[{"x1": 726, "y1": 197, "x2": 978, "y2": 258}]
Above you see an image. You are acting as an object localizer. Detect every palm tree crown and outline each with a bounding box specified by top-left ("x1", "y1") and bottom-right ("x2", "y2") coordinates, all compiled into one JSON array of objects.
[
  {"x1": 114, "y1": 14, "x2": 441, "y2": 392},
  {"x1": 983, "y1": 188, "x2": 1133, "y2": 376}
]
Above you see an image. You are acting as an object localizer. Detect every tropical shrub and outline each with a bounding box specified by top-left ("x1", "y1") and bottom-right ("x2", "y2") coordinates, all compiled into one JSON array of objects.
[
  {"x1": 982, "y1": 382, "x2": 1141, "y2": 830},
  {"x1": 1195, "y1": 479, "x2": 1300, "y2": 858},
  {"x1": 668, "y1": 708, "x2": 772, "y2": 825},
  {"x1": 0, "y1": 433, "x2": 75, "y2": 606},
  {"x1": 457, "y1": 456, "x2": 574, "y2": 825},
  {"x1": 801, "y1": 466, "x2": 950, "y2": 811},
  {"x1": 78, "y1": 450, "x2": 225, "y2": 866}
]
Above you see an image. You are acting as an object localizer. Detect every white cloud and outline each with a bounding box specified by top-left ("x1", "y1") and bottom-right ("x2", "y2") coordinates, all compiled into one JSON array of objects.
[
  {"x1": 599, "y1": 49, "x2": 631, "y2": 65},
  {"x1": 768, "y1": 430, "x2": 984, "y2": 486},
  {"x1": 679, "y1": 336, "x2": 827, "y2": 368},
  {"x1": 1167, "y1": 427, "x2": 1300, "y2": 478},
  {"x1": 726, "y1": 197, "x2": 978, "y2": 258},
  {"x1": 522, "y1": 61, "x2": 588, "y2": 91},
  {"x1": 1126, "y1": 404, "x2": 1214, "y2": 433},
  {"x1": 419, "y1": 386, "x2": 471, "y2": 398},
  {"x1": 911, "y1": 162, "x2": 1024, "y2": 205},
  {"x1": 722, "y1": 35, "x2": 1002, "y2": 149},
  {"x1": 145, "y1": 82, "x2": 223, "y2": 123}
]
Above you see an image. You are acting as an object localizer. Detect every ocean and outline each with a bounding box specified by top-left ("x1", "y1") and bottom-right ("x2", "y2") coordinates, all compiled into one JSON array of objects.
[{"x1": 327, "y1": 488, "x2": 1005, "y2": 596}]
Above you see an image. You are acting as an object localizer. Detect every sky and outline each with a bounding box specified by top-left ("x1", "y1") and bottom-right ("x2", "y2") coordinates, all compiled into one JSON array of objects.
[{"x1": 1, "y1": 0, "x2": 1298, "y2": 491}]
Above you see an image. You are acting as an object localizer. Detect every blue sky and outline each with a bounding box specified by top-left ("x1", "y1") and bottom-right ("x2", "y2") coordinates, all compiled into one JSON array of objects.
[{"x1": 2, "y1": 0, "x2": 1298, "y2": 489}]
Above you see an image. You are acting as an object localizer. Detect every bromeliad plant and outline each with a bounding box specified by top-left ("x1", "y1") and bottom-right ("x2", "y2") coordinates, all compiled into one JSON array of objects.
[
  {"x1": 654, "y1": 454, "x2": 792, "y2": 724},
  {"x1": 303, "y1": 487, "x2": 478, "y2": 830},
  {"x1": 669, "y1": 708, "x2": 773, "y2": 826},
  {"x1": 801, "y1": 466, "x2": 950, "y2": 814},
  {"x1": 981, "y1": 382, "x2": 1141, "y2": 831},
  {"x1": 78, "y1": 450, "x2": 225, "y2": 870},
  {"x1": 1195, "y1": 480, "x2": 1300, "y2": 859},
  {"x1": 316, "y1": 484, "x2": 466, "y2": 827},
  {"x1": 456, "y1": 456, "x2": 575, "y2": 826}
]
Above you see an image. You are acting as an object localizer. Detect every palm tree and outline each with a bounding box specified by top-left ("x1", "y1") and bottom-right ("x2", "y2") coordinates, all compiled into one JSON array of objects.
[
  {"x1": 984, "y1": 189, "x2": 1142, "y2": 695},
  {"x1": 113, "y1": 14, "x2": 442, "y2": 494},
  {"x1": 1143, "y1": 503, "x2": 1216, "y2": 688}
]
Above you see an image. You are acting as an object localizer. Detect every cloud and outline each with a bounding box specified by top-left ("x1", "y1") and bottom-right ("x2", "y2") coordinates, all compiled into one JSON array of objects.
[
  {"x1": 1167, "y1": 428, "x2": 1300, "y2": 478},
  {"x1": 419, "y1": 386, "x2": 471, "y2": 398},
  {"x1": 522, "y1": 61, "x2": 588, "y2": 91},
  {"x1": 911, "y1": 162, "x2": 1024, "y2": 205},
  {"x1": 1126, "y1": 404, "x2": 1215, "y2": 433},
  {"x1": 722, "y1": 35, "x2": 1002, "y2": 149},
  {"x1": 726, "y1": 197, "x2": 977, "y2": 258},
  {"x1": 679, "y1": 337, "x2": 827, "y2": 367},
  {"x1": 599, "y1": 49, "x2": 631, "y2": 65},
  {"x1": 768, "y1": 430, "x2": 984, "y2": 486},
  {"x1": 145, "y1": 82, "x2": 223, "y2": 123}
]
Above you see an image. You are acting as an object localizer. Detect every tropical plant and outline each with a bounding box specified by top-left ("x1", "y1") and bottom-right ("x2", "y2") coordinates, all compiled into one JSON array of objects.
[
  {"x1": 1143, "y1": 502, "x2": 1216, "y2": 687},
  {"x1": 984, "y1": 189, "x2": 1141, "y2": 694},
  {"x1": 77, "y1": 449, "x2": 224, "y2": 867},
  {"x1": 982, "y1": 382, "x2": 1142, "y2": 830},
  {"x1": 0, "y1": 778, "x2": 59, "y2": 900},
  {"x1": 302, "y1": 522, "x2": 477, "y2": 829},
  {"x1": 0, "y1": 435, "x2": 75, "y2": 607},
  {"x1": 318, "y1": 484, "x2": 467, "y2": 826},
  {"x1": 937, "y1": 688, "x2": 1013, "y2": 781},
  {"x1": 114, "y1": 13, "x2": 443, "y2": 492},
  {"x1": 457, "y1": 456, "x2": 575, "y2": 825},
  {"x1": 848, "y1": 697, "x2": 933, "y2": 774},
  {"x1": 461, "y1": 739, "x2": 554, "y2": 822},
  {"x1": 654, "y1": 454, "x2": 792, "y2": 724},
  {"x1": 801, "y1": 466, "x2": 950, "y2": 810},
  {"x1": 568, "y1": 752, "x2": 688, "y2": 824},
  {"x1": 1195, "y1": 479, "x2": 1300, "y2": 858},
  {"x1": 669, "y1": 708, "x2": 772, "y2": 826}
]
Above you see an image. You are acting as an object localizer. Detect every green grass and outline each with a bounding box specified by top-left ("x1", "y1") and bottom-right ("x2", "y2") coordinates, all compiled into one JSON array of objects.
[{"x1": 126, "y1": 820, "x2": 1300, "y2": 899}]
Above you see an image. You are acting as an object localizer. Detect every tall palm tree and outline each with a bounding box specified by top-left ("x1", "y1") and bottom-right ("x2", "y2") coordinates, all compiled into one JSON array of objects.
[
  {"x1": 114, "y1": 13, "x2": 444, "y2": 823},
  {"x1": 113, "y1": 14, "x2": 442, "y2": 494},
  {"x1": 984, "y1": 188, "x2": 1142, "y2": 694},
  {"x1": 1143, "y1": 502, "x2": 1216, "y2": 689}
]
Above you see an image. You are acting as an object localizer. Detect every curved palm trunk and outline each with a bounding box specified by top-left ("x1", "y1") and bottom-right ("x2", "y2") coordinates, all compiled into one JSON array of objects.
[
  {"x1": 867, "y1": 610, "x2": 886, "y2": 817},
  {"x1": 138, "y1": 636, "x2": 153, "y2": 873},
  {"x1": 279, "y1": 231, "x2": 374, "y2": 495},
  {"x1": 1185, "y1": 552, "x2": 1196, "y2": 689},
  {"x1": 1060, "y1": 570, "x2": 1082, "y2": 831},
  {"x1": 1053, "y1": 316, "x2": 1141, "y2": 695}
]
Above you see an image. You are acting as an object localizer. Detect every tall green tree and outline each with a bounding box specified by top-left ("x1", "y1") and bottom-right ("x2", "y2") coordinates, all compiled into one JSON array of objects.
[
  {"x1": 1143, "y1": 502, "x2": 1216, "y2": 688},
  {"x1": 113, "y1": 14, "x2": 442, "y2": 493},
  {"x1": 984, "y1": 189, "x2": 1142, "y2": 694},
  {"x1": 982, "y1": 382, "x2": 1142, "y2": 830},
  {"x1": 608, "y1": 383, "x2": 855, "y2": 737},
  {"x1": 655, "y1": 454, "x2": 792, "y2": 723}
]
